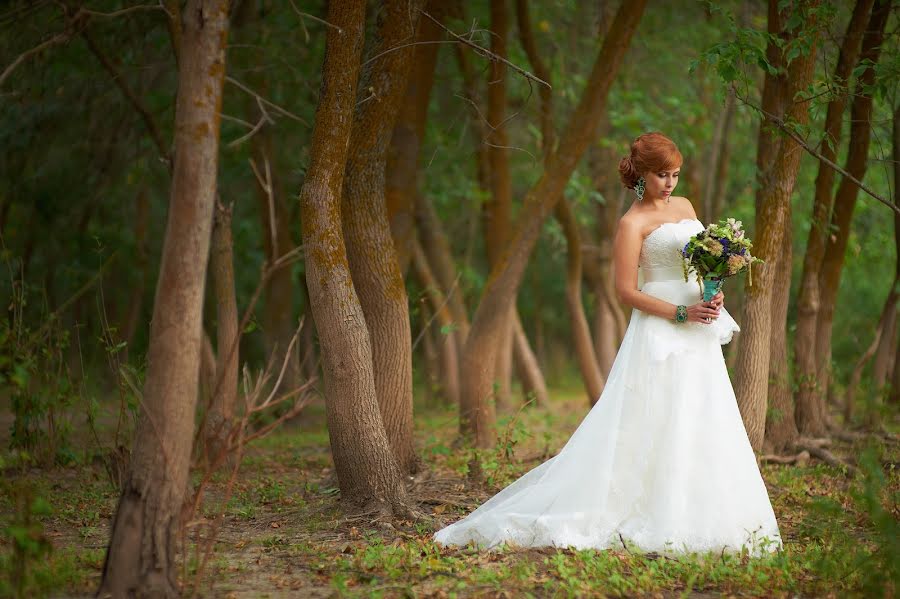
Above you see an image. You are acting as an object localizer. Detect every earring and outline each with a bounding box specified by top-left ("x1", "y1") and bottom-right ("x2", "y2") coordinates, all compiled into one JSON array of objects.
[{"x1": 635, "y1": 177, "x2": 645, "y2": 201}]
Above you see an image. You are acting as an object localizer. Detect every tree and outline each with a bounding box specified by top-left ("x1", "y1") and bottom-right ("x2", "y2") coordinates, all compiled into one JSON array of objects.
[
  {"x1": 299, "y1": 0, "x2": 411, "y2": 513},
  {"x1": 792, "y1": 0, "x2": 874, "y2": 438},
  {"x1": 459, "y1": 0, "x2": 647, "y2": 448},
  {"x1": 98, "y1": 1, "x2": 231, "y2": 595},
  {"x1": 341, "y1": 0, "x2": 426, "y2": 475},
  {"x1": 813, "y1": 0, "x2": 891, "y2": 428},
  {"x1": 515, "y1": 0, "x2": 604, "y2": 404},
  {"x1": 204, "y1": 201, "x2": 239, "y2": 458},
  {"x1": 734, "y1": 0, "x2": 819, "y2": 452}
]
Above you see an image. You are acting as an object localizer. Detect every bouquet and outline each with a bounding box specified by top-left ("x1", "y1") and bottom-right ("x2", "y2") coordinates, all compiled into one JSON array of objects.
[{"x1": 681, "y1": 218, "x2": 762, "y2": 301}]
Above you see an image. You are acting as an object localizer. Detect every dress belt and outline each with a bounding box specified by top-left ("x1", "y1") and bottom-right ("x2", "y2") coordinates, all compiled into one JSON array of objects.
[{"x1": 641, "y1": 265, "x2": 686, "y2": 283}]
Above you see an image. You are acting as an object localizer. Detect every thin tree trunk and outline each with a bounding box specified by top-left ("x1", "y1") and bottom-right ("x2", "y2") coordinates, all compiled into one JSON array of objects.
[
  {"x1": 121, "y1": 187, "x2": 150, "y2": 360},
  {"x1": 765, "y1": 222, "x2": 798, "y2": 452},
  {"x1": 814, "y1": 2, "x2": 890, "y2": 426},
  {"x1": 844, "y1": 283, "x2": 899, "y2": 423},
  {"x1": 516, "y1": 0, "x2": 600, "y2": 404},
  {"x1": 703, "y1": 88, "x2": 736, "y2": 222},
  {"x1": 793, "y1": 0, "x2": 874, "y2": 437},
  {"x1": 230, "y1": 0, "x2": 303, "y2": 399},
  {"x1": 298, "y1": 279, "x2": 318, "y2": 381},
  {"x1": 411, "y1": 238, "x2": 461, "y2": 406},
  {"x1": 385, "y1": 0, "x2": 445, "y2": 273},
  {"x1": 300, "y1": 0, "x2": 411, "y2": 514},
  {"x1": 482, "y1": 0, "x2": 515, "y2": 409},
  {"x1": 205, "y1": 201, "x2": 239, "y2": 459},
  {"x1": 98, "y1": 2, "x2": 230, "y2": 595},
  {"x1": 512, "y1": 313, "x2": 549, "y2": 406},
  {"x1": 889, "y1": 103, "x2": 900, "y2": 407},
  {"x1": 735, "y1": 0, "x2": 819, "y2": 452},
  {"x1": 460, "y1": 0, "x2": 646, "y2": 447},
  {"x1": 415, "y1": 193, "x2": 471, "y2": 341},
  {"x1": 420, "y1": 300, "x2": 438, "y2": 406},
  {"x1": 341, "y1": 0, "x2": 426, "y2": 476}
]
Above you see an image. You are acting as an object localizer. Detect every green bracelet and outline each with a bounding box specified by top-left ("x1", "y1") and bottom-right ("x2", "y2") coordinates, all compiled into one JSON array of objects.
[{"x1": 674, "y1": 305, "x2": 688, "y2": 323}]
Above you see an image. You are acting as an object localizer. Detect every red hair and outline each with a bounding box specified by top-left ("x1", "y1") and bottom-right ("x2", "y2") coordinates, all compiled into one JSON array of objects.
[{"x1": 617, "y1": 132, "x2": 683, "y2": 189}]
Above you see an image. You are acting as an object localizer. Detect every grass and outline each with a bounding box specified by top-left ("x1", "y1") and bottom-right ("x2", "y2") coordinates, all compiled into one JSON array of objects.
[{"x1": 0, "y1": 386, "x2": 897, "y2": 598}]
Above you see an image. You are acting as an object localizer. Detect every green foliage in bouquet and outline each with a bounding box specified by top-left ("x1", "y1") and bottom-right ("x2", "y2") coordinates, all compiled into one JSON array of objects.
[{"x1": 681, "y1": 218, "x2": 763, "y2": 287}]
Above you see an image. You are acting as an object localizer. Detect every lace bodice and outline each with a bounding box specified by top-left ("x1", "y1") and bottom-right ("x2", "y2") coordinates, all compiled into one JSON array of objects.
[{"x1": 639, "y1": 218, "x2": 703, "y2": 270}]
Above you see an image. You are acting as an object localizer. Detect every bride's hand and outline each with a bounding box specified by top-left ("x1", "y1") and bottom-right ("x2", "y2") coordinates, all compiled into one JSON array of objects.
[
  {"x1": 686, "y1": 300, "x2": 720, "y2": 324},
  {"x1": 710, "y1": 291, "x2": 725, "y2": 310}
]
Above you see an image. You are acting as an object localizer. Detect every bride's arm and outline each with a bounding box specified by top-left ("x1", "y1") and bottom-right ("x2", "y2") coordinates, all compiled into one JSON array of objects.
[{"x1": 612, "y1": 219, "x2": 719, "y2": 323}]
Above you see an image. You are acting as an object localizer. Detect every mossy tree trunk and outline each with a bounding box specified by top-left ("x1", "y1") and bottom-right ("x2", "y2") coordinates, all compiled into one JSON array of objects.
[{"x1": 299, "y1": 0, "x2": 411, "y2": 513}]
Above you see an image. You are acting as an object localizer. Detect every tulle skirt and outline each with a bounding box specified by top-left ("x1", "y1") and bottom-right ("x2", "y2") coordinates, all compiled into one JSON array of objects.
[{"x1": 433, "y1": 276, "x2": 782, "y2": 556}]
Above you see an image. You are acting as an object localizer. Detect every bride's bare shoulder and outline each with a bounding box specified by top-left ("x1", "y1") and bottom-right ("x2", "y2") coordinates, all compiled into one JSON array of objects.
[
  {"x1": 616, "y1": 211, "x2": 645, "y2": 236},
  {"x1": 670, "y1": 196, "x2": 698, "y2": 218}
]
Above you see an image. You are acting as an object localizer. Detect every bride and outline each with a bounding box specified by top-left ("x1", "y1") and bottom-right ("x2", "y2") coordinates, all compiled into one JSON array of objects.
[{"x1": 433, "y1": 132, "x2": 782, "y2": 556}]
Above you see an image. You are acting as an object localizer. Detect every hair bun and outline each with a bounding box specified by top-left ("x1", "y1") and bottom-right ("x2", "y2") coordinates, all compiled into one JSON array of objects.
[{"x1": 618, "y1": 155, "x2": 638, "y2": 189}]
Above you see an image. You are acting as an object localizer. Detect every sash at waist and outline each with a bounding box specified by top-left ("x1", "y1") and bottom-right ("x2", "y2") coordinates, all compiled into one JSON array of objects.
[{"x1": 641, "y1": 265, "x2": 685, "y2": 283}]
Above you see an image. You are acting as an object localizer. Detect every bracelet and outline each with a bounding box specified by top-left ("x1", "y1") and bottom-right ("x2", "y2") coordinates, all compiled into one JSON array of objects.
[{"x1": 674, "y1": 305, "x2": 688, "y2": 323}]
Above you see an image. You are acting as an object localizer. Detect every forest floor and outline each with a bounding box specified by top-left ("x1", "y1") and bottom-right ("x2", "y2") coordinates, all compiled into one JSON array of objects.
[{"x1": 1, "y1": 383, "x2": 898, "y2": 598}]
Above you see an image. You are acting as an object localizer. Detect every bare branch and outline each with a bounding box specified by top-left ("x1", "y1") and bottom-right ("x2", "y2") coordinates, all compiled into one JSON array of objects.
[
  {"x1": 226, "y1": 76, "x2": 309, "y2": 126},
  {"x1": 734, "y1": 86, "x2": 898, "y2": 215},
  {"x1": 422, "y1": 11, "x2": 550, "y2": 90},
  {"x1": 81, "y1": 30, "x2": 170, "y2": 163},
  {"x1": 81, "y1": 4, "x2": 164, "y2": 18},
  {"x1": 288, "y1": 0, "x2": 341, "y2": 33},
  {"x1": 0, "y1": 29, "x2": 74, "y2": 89}
]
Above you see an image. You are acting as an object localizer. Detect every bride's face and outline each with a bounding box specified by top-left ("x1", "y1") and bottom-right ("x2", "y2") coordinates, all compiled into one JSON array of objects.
[{"x1": 643, "y1": 167, "x2": 680, "y2": 202}]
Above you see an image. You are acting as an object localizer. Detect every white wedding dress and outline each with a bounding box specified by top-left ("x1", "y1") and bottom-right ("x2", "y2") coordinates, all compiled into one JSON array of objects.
[{"x1": 434, "y1": 218, "x2": 782, "y2": 556}]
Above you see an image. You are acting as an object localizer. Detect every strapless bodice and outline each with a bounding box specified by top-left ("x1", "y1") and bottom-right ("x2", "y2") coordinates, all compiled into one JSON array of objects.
[{"x1": 639, "y1": 218, "x2": 703, "y2": 273}]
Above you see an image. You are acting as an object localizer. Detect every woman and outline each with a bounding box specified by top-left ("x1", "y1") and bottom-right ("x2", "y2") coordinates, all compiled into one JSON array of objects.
[{"x1": 433, "y1": 132, "x2": 782, "y2": 556}]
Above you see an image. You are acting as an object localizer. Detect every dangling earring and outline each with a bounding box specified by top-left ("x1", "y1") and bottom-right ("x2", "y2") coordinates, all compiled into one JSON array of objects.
[{"x1": 635, "y1": 177, "x2": 645, "y2": 201}]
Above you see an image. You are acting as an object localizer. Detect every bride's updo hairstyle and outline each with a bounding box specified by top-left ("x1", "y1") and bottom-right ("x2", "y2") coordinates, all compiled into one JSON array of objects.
[{"x1": 618, "y1": 132, "x2": 683, "y2": 190}]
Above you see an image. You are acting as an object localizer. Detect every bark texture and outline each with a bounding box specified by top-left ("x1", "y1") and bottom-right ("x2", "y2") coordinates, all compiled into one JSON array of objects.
[
  {"x1": 460, "y1": 0, "x2": 646, "y2": 447},
  {"x1": 385, "y1": 0, "x2": 444, "y2": 273},
  {"x1": 814, "y1": 1, "x2": 890, "y2": 428},
  {"x1": 205, "y1": 202, "x2": 239, "y2": 458},
  {"x1": 793, "y1": 0, "x2": 874, "y2": 436},
  {"x1": 300, "y1": 0, "x2": 410, "y2": 512},
  {"x1": 735, "y1": 0, "x2": 818, "y2": 452},
  {"x1": 98, "y1": 2, "x2": 230, "y2": 596},
  {"x1": 341, "y1": 0, "x2": 426, "y2": 475},
  {"x1": 516, "y1": 0, "x2": 603, "y2": 404},
  {"x1": 765, "y1": 222, "x2": 798, "y2": 452}
]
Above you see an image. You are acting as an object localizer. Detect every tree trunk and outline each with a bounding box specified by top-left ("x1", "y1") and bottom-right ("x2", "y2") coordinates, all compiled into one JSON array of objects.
[
  {"x1": 814, "y1": 1, "x2": 890, "y2": 425},
  {"x1": 703, "y1": 88, "x2": 736, "y2": 223},
  {"x1": 121, "y1": 187, "x2": 150, "y2": 361},
  {"x1": 515, "y1": 0, "x2": 600, "y2": 404},
  {"x1": 98, "y1": 2, "x2": 230, "y2": 596},
  {"x1": 419, "y1": 300, "x2": 438, "y2": 406},
  {"x1": 735, "y1": 0, "x2": 818, "y2": 452},
  {"x1": 460, "y1": 0, "x2": 646, "y2": 447},
  {"x1": 888, "y1": 103, "x2": 900, "y2": 407},
  {"x1": 793, "y1": 0, "x2": 874, "y2": 437},
  {"x1": 414, "y1": 193, "x2": 471, "y2": 341},
  {"x1": 385, "y1": 0, "x2": 445, "y2": 273},
  {"x1": 512, "y1": 312, "x2": 549, "y2": 406},
  {"x1": 341, "y1": 0, "x2": 425, "y2": 476},
  {"x1": 587, "y1": 184, "x2": 628, "y2": 379},
  {"x1": 297, "y1": 279, "x2": 318, "y2": 382},
  {"x1": 205, "y1": 201, "x2": 239, "y2": 460},
  {"x1": 300, "y1": 0, "x2": 411, "y2": 514},
  {"x1": 411, "y1": 238, "x2": 461, "y2": 406},
  {"x1": 230, "y1": 0, "x2": 303, "y2": 400},
  {"x1": 844, "y1": 282, "x2": 898, "y2": 423},
  {"x1": 765, "y1": 221, "x2": 798, "y2": 452}
]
